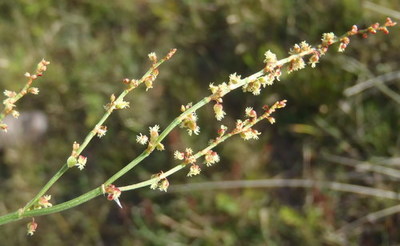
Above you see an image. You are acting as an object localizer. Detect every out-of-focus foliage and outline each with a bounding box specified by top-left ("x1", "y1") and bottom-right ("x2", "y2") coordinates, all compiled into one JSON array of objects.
[{"x1": 0, "y1": 0, "x2": 399, "y2": 245}]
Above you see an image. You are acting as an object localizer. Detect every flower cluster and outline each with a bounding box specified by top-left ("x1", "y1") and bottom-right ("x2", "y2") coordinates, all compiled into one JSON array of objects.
[
  {"x1": 174, "y1": 148, "x2": 196, "y2": 164},
  {"x1": 136, "y1": 125, "x2": 164, "y2": 151},
  {"x1": 150, "y1": 172, "x2": 169, "y2": 192},
  {"x1": 104, "y1": 94, "x2": 130, "y2": 111},
  {"x1": 67, "y1": 142, "x2": 88, "y2": 170},
  {"x1": 0, "y1": 59, "x2": 50, "y2": 132},
  {"x1": 179, "y1": 103, "x2": 200, "y2": 135}
]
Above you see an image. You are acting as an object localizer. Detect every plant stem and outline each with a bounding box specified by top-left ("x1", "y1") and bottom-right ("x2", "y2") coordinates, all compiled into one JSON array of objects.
[{"x1": 21, "y1": 53, "x2": 171, "y2": 213}]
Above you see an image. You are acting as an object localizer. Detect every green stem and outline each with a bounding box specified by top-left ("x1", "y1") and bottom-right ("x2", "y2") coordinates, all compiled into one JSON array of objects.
[
  {"x1": 0, "y1": 187, "x2": 102, "y2": 226},
  {"x1": 21, "y1": 54, "x2": 170, "y2": 213}
]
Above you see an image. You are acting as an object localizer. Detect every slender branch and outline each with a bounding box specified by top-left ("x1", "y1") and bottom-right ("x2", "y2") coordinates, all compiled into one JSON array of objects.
[
  {"x1": 322, "y1": 154, "x2": 400, "y2": 180},
  {"x1": 21, "y1": 51, "x2": 175, "y2": 213},
  {"x1": 169, "y1": 179, "x2": 400, "y2": 200},
  {"x1": 337, "y1": 204, "x2": 400, "y2": 235}
]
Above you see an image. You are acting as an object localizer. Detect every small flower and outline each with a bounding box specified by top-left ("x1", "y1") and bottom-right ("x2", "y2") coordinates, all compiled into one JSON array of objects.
[
  {"x1": 104, "y1": 184, "x2": 122, "y2": 208},
  {"x1": 148, "y1": 52, "x2": 158, "y2": 63},
  {"x1": 158, "y1": 178, "x2": 169, "y2": 192},
  {"x1": 37, "y1": 195, "x2": 52, "y2": 208},
  {"x1": 115, "y1": 100, "x2": 130, "y2": 109},
  {"x1": 24, "y1": 72, "x2": 31, "y2": 78},
  {"x1": 11, "y1": 110, "x2": 20, "y2": 119},
  {"x1": 384, "y1": 17, "x2": 397, "y2": 27},
  {"x1": 3, "y1": 90, "x2": 16, "y2": 98},
  {"x1": 242, "y1": 79, "x2": 262, "y2": 95},
  {"x1": 76, "y1": 155, "x2": 87, "y2": 170},
  {"x1": 300, "y1": 41, "x2": 312, "y2": 52},
  {"x1": 228, "y1": 73, "x2": 241, "y2": 85},
  {"x1": 149, "y1": 125, "x2": 160, "y2": 141},
  {"x1": 174, "y1": 150, "x2": 185, "y2": 160},
  {"x1": 95, "y1": 125, "x2": 108, "y2": 138},
  {"x1": 28, "y1": 87, "x2": 39, "y2": 95},
  {"x1": 338, "y1": 37, "x2": 350, "y2": 52},
  {"x1": 156, "y1": 143, "x2": 165, "y2": 151},
  {"x1": 288, "y1": 57, "x2": 305, "y2": 73},
  {"x1": 213, "y1": 103, "x2": 226, "y2": 121},
  {"x1": 321, "y1": 32, "x2": 336, "y2": 46},
  {"x1": 187, "y1": 164, "x2": 201, "y2": 177},
  {"x1": 245, "y1": 107, "x2": 257, "y2": 118},
  {"x1": 266, "y1": 116, "x2": 276, "y2": 124},
  {"x1": 240, "y1": 128, "x2": 261, "y2": 140},
  {"x1": 185, "y1": 148, "x2": 193, "y2": 156},
  {"x1": 144, "y1": 69, "x2": 159, "y2": 91},
  {"x1": 36, "y1": 59, "x2": 50, "y2": 75},
  {"x1": 27, "y1": 218, "x2": 38, "y2": 236},
  {"x1": 209, "y1": 83, "x2": 219, "y2": 94},
  {"x1": 136, "y1": 133, "x2": 149, "y2": 145},
  {"x1": 263, "y1": 50, "x2": 278, "y2": 72},
  {"x1": 204, "y1": 150, "x2": 220, "y2": 167},
  {"x1": 218, "y1": 125, "x2": 228, "y2": 137},
  {"x1": 349, "y1": 25, "x2": 358, "y2": 35},
  {"x1": 309, "y1": 52, "x2": 320, "y2": 68},
  {"x1": 180, "y1": 110, "x2": 200, "y2": 136}
]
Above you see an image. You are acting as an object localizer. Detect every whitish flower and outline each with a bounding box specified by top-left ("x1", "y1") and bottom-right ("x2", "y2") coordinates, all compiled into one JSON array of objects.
[
  {"x1": 204, "y1": 150, "x2": 220, "y2": 167},
  {"x1": 136, "y1": 133, "x2": 149, "y2": 145},
  {"x1": 76, "y1": 155, "x2": 87, "y2": 170},
  {"x1": 229, "y1": 73, "x2": 241, "y2": 85},
  {"x1": 213, "y1": 103, "x2": 226, "y2": 121},
  {"x1": 174, "y1": 150, "x2": 185, "y2": 160},
  {"x1": 245, "y1": 107, "x2": 257, "y2": 118},
  {"x1": 187, "y1": 164, "x2": 201, "y2": 177},
  {"x1": 240, "y1": 128, "x2": 261, "y2": 140},
  {"x1": 96, "y1": 125, "x2": 108, "y2": 138}
]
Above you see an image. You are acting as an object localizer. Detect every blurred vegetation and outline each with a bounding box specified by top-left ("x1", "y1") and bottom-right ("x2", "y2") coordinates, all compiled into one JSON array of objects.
[{"x1": 0, "y1": 0, "x2": 399, "y2": 245}]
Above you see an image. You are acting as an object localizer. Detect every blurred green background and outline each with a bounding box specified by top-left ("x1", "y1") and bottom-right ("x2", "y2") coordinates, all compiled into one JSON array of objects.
[{"x1": 0, "y1": 0, "x2": 399, "y2": 245}]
